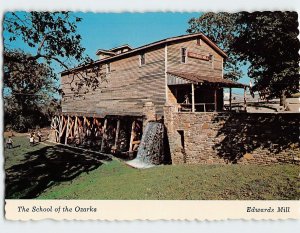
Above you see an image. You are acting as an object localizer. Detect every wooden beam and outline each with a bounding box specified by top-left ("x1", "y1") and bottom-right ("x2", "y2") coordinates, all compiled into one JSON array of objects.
[
  {"x1": 214, "y1": 88, "x2": 218, "y2": 112},
  {"x1": 191, "y1": 83, "x2": 195, "y2": 112},
  {"x1": 229, "y1": 88, "x2": 232, "y2": 111},
  {"x1": 244, "y1": 87, "x2": 247, "y2": 111},
  {"x1": 74, "y1": 116, "x2": 78, "y2": 137},
  {"x1": 129, "y1": 120, "x2": 136, "y2": 152},
  {"x1": 64, "y1": 115, "x2": 70, "y2": 145},
  {"x1": 100, "y1": 119, "x2": 108, "y2": 152},
  {"x1": 114, "y1": 119, "x2": 121, "y2": 148}
]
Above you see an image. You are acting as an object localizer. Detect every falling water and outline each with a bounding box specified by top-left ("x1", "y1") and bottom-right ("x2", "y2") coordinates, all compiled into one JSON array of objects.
[{"x1": 126, "y1": 121, "x2": 165, "y2": 168}]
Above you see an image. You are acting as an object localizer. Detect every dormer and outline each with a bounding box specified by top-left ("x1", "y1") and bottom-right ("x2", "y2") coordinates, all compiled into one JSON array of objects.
[
  {"x1": 109, "y1": 44, "x2": 133, "y2": 55},
  {"x1": 96, "y1": 49, "x2": 116, "y2": 60},
  {"x1": 96, "y1": 44, "x2": 133, "y2": 60}
]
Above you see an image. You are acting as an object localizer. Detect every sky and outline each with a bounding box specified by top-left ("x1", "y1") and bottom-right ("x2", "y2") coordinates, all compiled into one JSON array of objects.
[
  {"x1": 4, "y1": 12, "x2": 248, "y2": 95},
  {"x1": 74, "y1": 12, "x2": 205, "y2": 60}
]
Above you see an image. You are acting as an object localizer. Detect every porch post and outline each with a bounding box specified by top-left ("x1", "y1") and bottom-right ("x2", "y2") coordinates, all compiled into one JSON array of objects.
[
  {"x1": 214, "y1": 88, "x2": 218, "y2": 112},
  {"x1": 243, "y1": 86, "x2": 247, "y2": 111},
  {"x1": 229, "y1": 87, "x2": 232, "y2": 111},
  {"x1": 191, "y1": 83, "x2": 195, "y2": 112}
]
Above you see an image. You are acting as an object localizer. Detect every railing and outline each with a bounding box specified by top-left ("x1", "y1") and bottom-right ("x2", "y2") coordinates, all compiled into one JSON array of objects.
[{"x1": 178, "y1": 103, "x2": 216, "y2": 112}]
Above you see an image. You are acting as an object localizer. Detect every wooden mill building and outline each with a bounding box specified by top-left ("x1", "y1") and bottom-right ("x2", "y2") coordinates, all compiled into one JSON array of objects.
[{"x1": 51, "y1": 33, "x2": 246, "y2": 159}]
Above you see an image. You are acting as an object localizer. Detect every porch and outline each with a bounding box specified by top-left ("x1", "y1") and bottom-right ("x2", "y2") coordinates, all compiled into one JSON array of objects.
[{"x1": 167, "y1": 71, "x2": 248, "y2": 112}]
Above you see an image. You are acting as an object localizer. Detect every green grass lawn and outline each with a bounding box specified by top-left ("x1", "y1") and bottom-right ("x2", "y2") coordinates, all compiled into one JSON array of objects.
[{"x1": 4, "y1": 136, "x2": 300, "y2": 200}]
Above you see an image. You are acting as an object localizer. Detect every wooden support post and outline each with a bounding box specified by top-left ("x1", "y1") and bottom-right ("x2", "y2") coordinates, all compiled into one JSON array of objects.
[
  {"x1": 191, "y1": 83, "x2": 195, "y2": 112},
  {"x1": 58, "y1": 115, "x2": 64, "y2": 142},
  {"x1": 100, "y1": 119, "x2": 108, "y2": 152},
  {"x1": 65, "y1": 115, "x2": 70, "y2": 145},
  {"x1": 214, "y1": 88, "x2": 218, "y2": 112},
  {"x1": 244, "y1": 87, "x2": 247, "y2": 111},
  {"x1": 114, "y1": 119, "x2": 121, "y2": 148},
  {"x1": 229, "y1": 88, "x2": 232, "y2": 111},
  {"x1": 129, "y1": 120, "x2": 136, "y2": 152},
  {"x1": 74, "y1": 116, "x2": 78, "y2": 137},
  {"x1": 69, "y1": 118, "x2": 75, "y2": 138},
  {"x1": 55, "y1": 116, "x2": 59, "y2": 142}
]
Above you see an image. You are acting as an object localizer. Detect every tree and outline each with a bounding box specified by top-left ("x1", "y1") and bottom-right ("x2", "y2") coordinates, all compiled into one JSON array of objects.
[
  {"x1": 187, "y1": 12, "x2": 300, "y2": 106},
  {"x1": 232, "y1": 11, "x2": 300, "y2": 106},
  {"x1": 3, "y1": 12, "x2": 104, "y2": 131},
  {"x1": 3, "y1": 11, "x2": 103, "y2": 95},
  {"x1": 187, "y1": 12, "x2": 244, "y2": 81},
  {"x1": 4, "y1": 50, "x2": 59, "y2": 131}
]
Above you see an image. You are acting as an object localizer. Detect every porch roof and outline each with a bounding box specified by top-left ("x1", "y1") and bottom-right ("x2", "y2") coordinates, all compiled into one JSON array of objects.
[{"x1": 167, "y1": 71, "x2": 247, "y2": 88}]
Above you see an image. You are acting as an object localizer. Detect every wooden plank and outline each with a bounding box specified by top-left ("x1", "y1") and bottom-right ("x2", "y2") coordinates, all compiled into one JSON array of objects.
[
  {"x1": 244, "y1": 87, "x2": 247, "y2": 111},
  {"x1": 229, "y1": 87, "x2": 232, "y2": 111},
  {"x1": 114, "y1": 119, "x2": 121, "y2": 148},
  {"x1": 100, "y1": 119, "x2": 108, "y2": 152},
  {"x1": 64, "y1": 115, "x2": 70, "y2": 145},
  {"x1": 68, "y1": 117, "x2": 75, "y2": 137},
  {"x1": 129, "y1": 120, "x2": 135, "y2": 152},
  {"x1": 191, "y1": 83, "x2": 195, "y2": 112},
  {"x1": 214, "y1": 88, "x2": 218, "y2": 112}
]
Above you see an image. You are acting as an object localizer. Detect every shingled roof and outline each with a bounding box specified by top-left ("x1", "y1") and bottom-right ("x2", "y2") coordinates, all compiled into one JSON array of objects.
[
  {"x1": 167, "y1": 71, "x2": 247, "y2": 88},
  {"x1": 62, "y1": 33, "x2": 227, "y2": 75}
]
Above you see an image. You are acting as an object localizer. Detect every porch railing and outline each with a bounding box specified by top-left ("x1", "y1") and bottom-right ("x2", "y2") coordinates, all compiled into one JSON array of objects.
[{"x1": 178, "y1": 103, "x2": 216, "y2": 112}]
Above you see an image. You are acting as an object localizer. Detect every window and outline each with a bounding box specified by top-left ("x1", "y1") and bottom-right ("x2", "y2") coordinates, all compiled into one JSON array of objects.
[
  {"x1": 197, "y1": 38, "x2": 201, "y2": 45},
  {"x1": 140, "y1": 53, "x2": 146, "y2": 66},
  {"x1": 106, "y1": 63, "x2": 111, "y2": 73},
  {"x1": 181, "y1": 47, "x2": 187, "y2": 63},
  {"x1": 210, "y1": 55, "x2": 214, "y2": 68}
]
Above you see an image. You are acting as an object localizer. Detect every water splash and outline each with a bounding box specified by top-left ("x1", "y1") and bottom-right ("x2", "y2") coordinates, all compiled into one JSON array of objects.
[{"x1": 126, "y1": 121, "x2": 165, "y2": 169}]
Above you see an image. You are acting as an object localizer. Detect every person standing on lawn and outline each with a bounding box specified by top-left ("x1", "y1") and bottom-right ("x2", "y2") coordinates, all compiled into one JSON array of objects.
[
  {"x1": 6, "y1": 136, "x2": 13, "y2": 149},
  {"x1": 29, "y1": 133, "x2": 35, "y2": 146},
  {"x1": 37, "y1": 130, "x2": 42, "y2": 142}
]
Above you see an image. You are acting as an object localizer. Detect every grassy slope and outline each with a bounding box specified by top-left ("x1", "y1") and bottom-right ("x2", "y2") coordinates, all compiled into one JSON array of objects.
[
  {"x1": 38, "y1": 160, "x2": 300, "y2": 200},
  {"x1": 4, "y1": 136, "x2": 299, "y2": 200},
  {"x1": 4, "y1": 135, "x2": 46, "y2": 170}
]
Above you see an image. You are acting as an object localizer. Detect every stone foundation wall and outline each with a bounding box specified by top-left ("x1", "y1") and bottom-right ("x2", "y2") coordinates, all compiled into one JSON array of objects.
[{"x1": 164, "y1": 105, "x2": 300, "y2": 165}]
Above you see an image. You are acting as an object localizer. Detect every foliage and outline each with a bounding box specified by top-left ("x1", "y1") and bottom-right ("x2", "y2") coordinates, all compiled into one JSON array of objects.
[
  {"x1": 187, "y1": 12, "x2": 244, "y2": 81},
  {"x1": 232, "y1": 11, "x2": 300, "y2": 100},
  {"x1": 3, "y1": 11, "x2": 104, "y2": 98},
  {"x1": 4, "y1": 50, "x2": 61, "y2": 131},
  {"x1": 3, "y1": 12, "x2": 105, "y2": 131},
  {"x1": 187, "y1": 12, "x2": 300, "y2": 102}
]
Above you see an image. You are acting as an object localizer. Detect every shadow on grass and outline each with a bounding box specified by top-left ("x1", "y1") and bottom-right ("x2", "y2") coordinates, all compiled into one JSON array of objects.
[{"x1": 5, "y1": 144, "x2": 112, "y2": 199}]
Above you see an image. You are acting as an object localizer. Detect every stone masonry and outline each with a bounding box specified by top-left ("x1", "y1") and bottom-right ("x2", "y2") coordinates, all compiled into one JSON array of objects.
[{"x1": 164, "y1": 105, "x2": 300, "y2": 165}]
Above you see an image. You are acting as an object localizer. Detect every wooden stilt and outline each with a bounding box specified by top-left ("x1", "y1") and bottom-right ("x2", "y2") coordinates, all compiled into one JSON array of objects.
[
  {"x1": 244, "y1": 87, "x2": 247, "y2": 111},
  {"x1": 69, "y1": 118, "x2": 75, "y2": 138},
  {"x1": 59, "y1": 115, "x2": 65, "y2": 142},
  {"x1": 229, "y1": 88, "x2": 232, "y2": 111},
  {"x1": 214, "y1": 88, "x2": 218, "y2": 112},
  {"x1": 100, "y1": 119, "x2": 108, "y2": 152},
  {"x1": 129, "y1": 120, "x2": 136, "y2": 152},
  {"x1": 65, "y1": 115, "x2": 70, "y2": 145},
  {"x1": 114, "y1": 119, "x2": 121, "y2": 148},
  {"x1": 60, "y1": 117, "x2": 67, "y2": 136},
  {"x1": 191, "y1": 83, "x2": 195, "y2": 112}
]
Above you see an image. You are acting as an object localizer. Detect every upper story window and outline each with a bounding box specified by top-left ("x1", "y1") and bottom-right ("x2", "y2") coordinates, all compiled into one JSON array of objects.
[
  {"x1": 181, "y1": 47, "x2": 187, "y2": 63},
  {"x1": 139, "y1": 53, "x2": 146, "y2": 66},
  {"x1": 106, "y1": 63, "x2": 111, "y2": 73},
  {"x1": 210, "y1": 55, "x2": 214, "y2": 68},
  {"x1": 197, "y1": 38, "x2": 201, "y2": 46}
]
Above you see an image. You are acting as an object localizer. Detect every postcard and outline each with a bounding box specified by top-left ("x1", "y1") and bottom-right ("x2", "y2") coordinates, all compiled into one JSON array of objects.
[{"x1": 3, "y1": 10, "x2": 300, "y2": 221}]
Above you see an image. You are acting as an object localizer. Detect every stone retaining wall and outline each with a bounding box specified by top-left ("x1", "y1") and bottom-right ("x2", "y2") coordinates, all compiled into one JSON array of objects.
[{"x1": 164, "y1": 105, "x2": 300, "y2": 165}]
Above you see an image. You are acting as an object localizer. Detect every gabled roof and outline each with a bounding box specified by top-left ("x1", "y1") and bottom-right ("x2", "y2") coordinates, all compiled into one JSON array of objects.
[
  {"x1": 109, "y1": 44, "x2": 133, "y2": 52},
  {"x1": 95, "y1": 49, "x2": 116, "y2": 56},
  {"x1": 167, "y1": 71, "x2": 247, "y2": 88},
  {"x1": 62, "y1": 33, "x2": 227, "y2": 75}
]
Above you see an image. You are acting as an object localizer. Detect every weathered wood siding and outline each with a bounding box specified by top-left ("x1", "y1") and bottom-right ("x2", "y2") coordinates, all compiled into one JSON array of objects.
[
  {"x1": 62, "y1": 46, "x2": 166, "y2": 117},
  {"x1": 167, "y1": 38, "x2": 223, "y2": 77}
]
